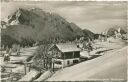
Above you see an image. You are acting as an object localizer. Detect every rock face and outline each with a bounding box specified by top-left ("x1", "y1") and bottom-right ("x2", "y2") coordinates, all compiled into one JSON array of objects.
[{"x1": 1, "y1": 8, "x2": 94, "y2": 47}]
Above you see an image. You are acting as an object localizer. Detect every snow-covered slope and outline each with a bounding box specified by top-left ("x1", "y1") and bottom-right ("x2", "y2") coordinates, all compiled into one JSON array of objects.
[{"x1": 47, "y1": 46, "x2": 127, "y2": 81}]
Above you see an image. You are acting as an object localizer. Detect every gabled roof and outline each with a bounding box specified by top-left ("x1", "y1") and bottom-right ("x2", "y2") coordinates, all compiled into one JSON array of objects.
[{"x1": 56, "y1": 43, "x2": 81, "y2": 52}]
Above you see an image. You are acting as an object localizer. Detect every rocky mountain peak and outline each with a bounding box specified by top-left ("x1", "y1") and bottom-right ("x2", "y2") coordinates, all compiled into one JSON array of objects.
[{"x1": 1, "y1": 7, "x2": 94, "y2": 48}]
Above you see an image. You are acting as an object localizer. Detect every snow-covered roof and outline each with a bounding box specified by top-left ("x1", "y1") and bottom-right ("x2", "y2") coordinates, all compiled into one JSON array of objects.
[{"x1": 56, "y1": 43, "x2": 81, "y2": 52}]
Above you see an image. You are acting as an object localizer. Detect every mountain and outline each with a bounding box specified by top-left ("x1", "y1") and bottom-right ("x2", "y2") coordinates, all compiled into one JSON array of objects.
[{"x1": 1, "y1": 8, "x2": 94, "y2": 47}]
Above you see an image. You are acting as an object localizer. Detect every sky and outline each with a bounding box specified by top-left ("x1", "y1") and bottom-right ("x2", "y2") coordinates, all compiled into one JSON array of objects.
[{"x1": 0, "y1": 1, "x2": 127, "y2": 33}]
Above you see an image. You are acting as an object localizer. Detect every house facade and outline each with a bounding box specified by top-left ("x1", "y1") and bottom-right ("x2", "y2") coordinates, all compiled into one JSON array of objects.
[{"x1": 49, "y1": 43, "x2": 81, "y2": 67}]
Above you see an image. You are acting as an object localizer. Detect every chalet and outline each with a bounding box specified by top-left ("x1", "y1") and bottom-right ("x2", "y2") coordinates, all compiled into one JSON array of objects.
[{"x1": 49, "y1": 43, "x2": 81, "y2": 67}]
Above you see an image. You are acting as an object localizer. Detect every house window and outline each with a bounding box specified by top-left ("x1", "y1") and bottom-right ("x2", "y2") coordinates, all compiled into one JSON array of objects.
[
  {"x1": 64, "y1": 52, "x2": 73, "y2": 59},
  {"x1": 67, "y1": 61, "x2": 70, "y2": 65},
  {"x1": 74, "y1": 52, "x2": 80, "y2": 58},
  {"x1": 73, "y1": 60, "x2": 79, "y2": 64}
]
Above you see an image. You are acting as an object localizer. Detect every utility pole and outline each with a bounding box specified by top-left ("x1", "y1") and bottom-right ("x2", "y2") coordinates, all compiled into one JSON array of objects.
[{"x1": 52, "y1": 57, "x2": 55, "y2": 72}]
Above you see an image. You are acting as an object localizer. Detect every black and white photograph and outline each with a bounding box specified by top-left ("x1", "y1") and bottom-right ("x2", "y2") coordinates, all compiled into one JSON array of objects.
[{"x1": 0, "y1": 1, "x2": 128, "y2": 82}]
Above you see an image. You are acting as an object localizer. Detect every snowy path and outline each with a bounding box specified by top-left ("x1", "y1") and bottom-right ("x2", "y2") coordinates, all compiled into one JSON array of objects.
[{"x1": 19, "y1": 69, "x2": 39, "y2": 81}]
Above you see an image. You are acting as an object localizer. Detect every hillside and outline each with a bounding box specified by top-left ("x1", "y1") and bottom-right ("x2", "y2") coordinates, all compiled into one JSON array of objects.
[
  {"x1": 82, "y1": 29, "x2": 94, "y2": 40},
  {"x1": 47, "y1": 46, "x2": 127, "y2": 81},
  {"x1": 1, "y1": 8, "x2": 94, "y2": 47},
  {"x1": 107, "y1": 27, "x2": 126, "y2": 36}
]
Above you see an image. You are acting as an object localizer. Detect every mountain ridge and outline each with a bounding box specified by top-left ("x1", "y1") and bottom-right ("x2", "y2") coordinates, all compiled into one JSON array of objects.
[{"x1": 1, "y1": 8, "x2": 94, "y2": 47}]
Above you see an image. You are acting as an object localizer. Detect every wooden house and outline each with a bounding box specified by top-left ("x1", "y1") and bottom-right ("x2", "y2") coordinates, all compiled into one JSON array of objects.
[{"x1": 49, "y1": 43, "x2": 81, "y2": 67}]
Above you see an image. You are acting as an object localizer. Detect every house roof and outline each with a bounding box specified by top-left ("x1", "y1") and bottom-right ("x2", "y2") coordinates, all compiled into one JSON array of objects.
[{"x1": 56, "y1": 43, "x2": 81, "y2": 52}]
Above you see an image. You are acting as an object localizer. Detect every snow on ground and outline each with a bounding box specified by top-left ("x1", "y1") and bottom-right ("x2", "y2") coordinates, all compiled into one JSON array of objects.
[
  {"x1": 34, "y1": 71, "x2": 53, "y2": 81},
  {"x1": 94, "y1": 41, "x2": 126, "y2": 50},
  {"x1": 0, "y1": 47, "x2": 37, "y2": 66},
  {"x1": 0, "y1": 46, "x2": 37, "y2": 81},
  {"x1": 10, "y1": 47, "x2": 37, "y2": 62},
  {"x1": 18, "y1": 69, "x2": 39, "y2": 81},
  {"x1": 1, "y1": 47, "x2": 35, "y2": 64},
  {"x1": 11, "y1": 65, "x2": 24, "y2": 73},
  {"x1": 47, "y1": 46, "x2": 127, "y2": 81}
]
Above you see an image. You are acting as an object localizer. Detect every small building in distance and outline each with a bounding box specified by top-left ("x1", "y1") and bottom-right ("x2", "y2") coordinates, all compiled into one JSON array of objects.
[
  {"x1": 94, "y1": 33, "x2": 107, "y2": 42},
  {"x1": 49, "y1": 43, "x2": 81, "y2": 67}
]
